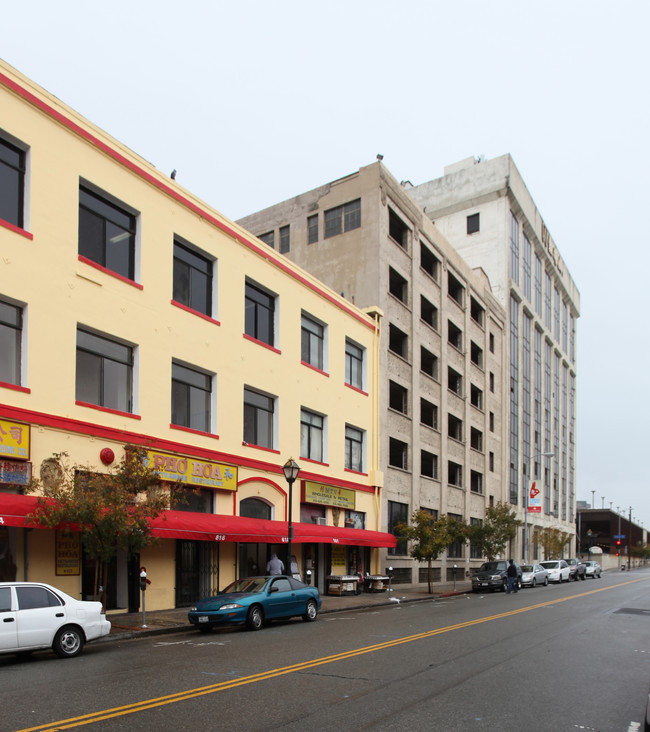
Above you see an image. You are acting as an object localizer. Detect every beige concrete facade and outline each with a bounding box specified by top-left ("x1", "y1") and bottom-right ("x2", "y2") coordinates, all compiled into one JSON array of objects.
[
  {"x1": 238, "y1": 163, "x2": 508, "y2": 584},
  {"x1": 408, "y1": 155, "x2": 579, "y2": 558},
  {"x1": 0, "y1": 60, "x2": 389, "y2": 611}
]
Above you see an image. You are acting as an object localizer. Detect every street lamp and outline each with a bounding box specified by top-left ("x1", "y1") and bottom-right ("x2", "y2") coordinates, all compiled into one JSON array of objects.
[
  {"x1": 282, "y1": 458, "x2": 300, "y2": 578},
  {"x1": 523, "y1": 451, "x2": 554, "y2": 564}
]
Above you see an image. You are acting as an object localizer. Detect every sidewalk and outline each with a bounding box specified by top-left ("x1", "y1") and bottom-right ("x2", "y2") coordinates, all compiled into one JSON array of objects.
[{"x1": 102, "y1": 579, "x2": 473, "y2": 642}]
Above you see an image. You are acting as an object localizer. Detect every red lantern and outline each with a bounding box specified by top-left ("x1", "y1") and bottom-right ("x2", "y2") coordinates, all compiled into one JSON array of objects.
[{"x1": 100, "y1": 447, "x2": 115, "y2": 465}]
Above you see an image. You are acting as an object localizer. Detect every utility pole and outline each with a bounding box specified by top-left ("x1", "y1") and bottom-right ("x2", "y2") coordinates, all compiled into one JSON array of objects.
[{"x1": 628, "y1": 507, "x2": 633, "y2": 570}]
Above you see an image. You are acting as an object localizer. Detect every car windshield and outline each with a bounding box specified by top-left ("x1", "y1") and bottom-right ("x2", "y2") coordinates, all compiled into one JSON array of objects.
[
  {"x1": 222, "y1": 577, "x2": 267, "y2": 594},
  {"x1": 521, "y1": 565, "x2": 534, "y2": 572},
  {"x1": 540, "y1": 561, "x2": 558, "y2": 568},
  {"x1": 479, "y1": 562, "x2": 506, "y2": 571}
]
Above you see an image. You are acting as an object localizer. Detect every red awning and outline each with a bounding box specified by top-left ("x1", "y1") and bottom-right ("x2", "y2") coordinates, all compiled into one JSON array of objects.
[
  {"x1": 0, "y1": 495, "x2": 396, "y2": 548},
  {"x1": 0, "y1": 493, "x2": 40, "y2": 527}
]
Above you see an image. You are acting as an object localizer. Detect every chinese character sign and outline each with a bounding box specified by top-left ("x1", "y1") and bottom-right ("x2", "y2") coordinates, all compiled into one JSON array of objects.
[{"x1": 0, "y1": 420, "x2": 30, "y2": 460}]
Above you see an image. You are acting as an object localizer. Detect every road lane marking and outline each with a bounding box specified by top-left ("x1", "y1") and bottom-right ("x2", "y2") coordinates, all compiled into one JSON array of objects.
[{"x1": 17, "y1": 576, "x2": 649, "y2": 732}]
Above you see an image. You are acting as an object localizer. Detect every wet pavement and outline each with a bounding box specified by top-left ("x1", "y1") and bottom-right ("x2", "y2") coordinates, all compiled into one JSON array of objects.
[{"x1": 101, "y1": 579, "x2": 473, "y2": 642}]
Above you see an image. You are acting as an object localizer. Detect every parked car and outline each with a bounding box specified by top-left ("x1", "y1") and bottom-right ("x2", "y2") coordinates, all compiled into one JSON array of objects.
[
  {"x1": 520, "y1": 564, "x2": 549, "y2": 588},
  {"x1": 583, "y1": 560, "x2": 602, "y2": 578},
  {"x1": 539, "y1": 559, "x2": 570, "y2": 583},
  {"x1": 471, "y1": 560, "x2": 522, "y2": 593},
  {"x1": 565, "y1": 558, "x2": 586, "y2": 581},
  {"x1": 188, "y1": 575, "x2": 321, "y2": 632},
  {"x1": 0, "y1": 582, "x2": 111, "y2": 658}
]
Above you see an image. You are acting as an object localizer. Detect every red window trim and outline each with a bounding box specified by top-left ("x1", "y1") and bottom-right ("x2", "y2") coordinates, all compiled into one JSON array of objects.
[
  {"x1": 75, "y1": 400, "x2": 141, "y2": 420},
  {"x1": 170, "y1": 423, "x2": 219, "y2": 440},
  {"x1": 345, "y1": 382, "x2": 368, "y2": 396},
  {"x1": 170, "y1": 300, "x2": 220, "y2": 326},
  {"x1": 0, "y1": 218, "x2": 33, "y2": 240},
  {"x1": 0, "y1": 380, "x2": 30, "y2": 394},
  {"x1": 242, "y1": 334, "x2": 281, "y2": 355},
  {"x1": 300, "y1": 361, "x2": 329, "y2": 377},
  {"x1": 242, "y1": 441, "x2": 280, "y2": 455},
  {"x1": 300, "y1": 457, "x2": 329, "y2": 467},
  {"x1": 78, "y1": 255, "x2": 143, "y2": 290}
]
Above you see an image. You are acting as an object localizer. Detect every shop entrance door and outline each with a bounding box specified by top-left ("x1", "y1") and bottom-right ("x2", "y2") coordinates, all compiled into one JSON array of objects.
[{"x1": 175, "y1": 541, "x2": 218, "y2": 607}]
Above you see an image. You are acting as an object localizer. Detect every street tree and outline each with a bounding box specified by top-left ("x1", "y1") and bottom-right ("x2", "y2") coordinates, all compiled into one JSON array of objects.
[
  {"x1": 27, "y1": 445, "x2": 186, "y2": 607},
  {"x1": 395, "y1": 511, "x2": 468, "y2": 593},
  {"x1": 467, "y1": 502, "x2": 521, "y2": 561},
  {"x1": 533, "y1": 527, "x2": 571, "y2": 559}
]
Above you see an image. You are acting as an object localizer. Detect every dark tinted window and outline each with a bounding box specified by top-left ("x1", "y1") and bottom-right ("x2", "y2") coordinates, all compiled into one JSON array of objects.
[
  {"x1": 0, "y1": 587, "x2": 12, "y2": 612},
  {"x1": 16, "y1": 586, "x2": 62, "y2": 609},
  {"x1": 0, "y1": 137, "x2": 25, "y2": 228}
]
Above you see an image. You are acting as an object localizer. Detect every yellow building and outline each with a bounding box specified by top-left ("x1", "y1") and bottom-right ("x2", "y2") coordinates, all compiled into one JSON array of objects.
[{"x1": 0, "y1": 59, "x2": 391, "y2": 612}]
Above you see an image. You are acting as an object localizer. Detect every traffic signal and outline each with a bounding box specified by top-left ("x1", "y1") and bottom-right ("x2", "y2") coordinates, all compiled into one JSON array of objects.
[{"x1": 616, "y1": 539, "x2": 621, "y2": 556}]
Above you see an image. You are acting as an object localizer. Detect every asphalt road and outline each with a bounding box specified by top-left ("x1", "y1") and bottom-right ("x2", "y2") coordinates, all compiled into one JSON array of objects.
[{"x1": 2, "y1": 569, "x2": 649, "y2": 732}]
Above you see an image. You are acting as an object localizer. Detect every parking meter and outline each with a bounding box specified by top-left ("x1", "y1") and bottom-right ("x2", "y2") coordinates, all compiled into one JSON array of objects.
[
  {"x1": 306, "y1": 569, "x2": 312, "y2": 585},
  {"x1": 139, "y1": 567, "x2": 148, "y2": 628},
  {"x1": 139, "y1": 569, "x2": 147, "y2": 592}
]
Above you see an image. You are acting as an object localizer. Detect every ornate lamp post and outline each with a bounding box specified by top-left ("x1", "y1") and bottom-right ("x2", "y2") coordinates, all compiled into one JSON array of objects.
[{"x1": 282, "y1": 458, "x2": 300, "y2": 577}]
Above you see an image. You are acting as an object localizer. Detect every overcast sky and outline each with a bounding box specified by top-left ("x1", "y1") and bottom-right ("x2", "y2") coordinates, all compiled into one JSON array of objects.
[{"x1": 2, "y1": 1, "x2": 648, "y2": 529}]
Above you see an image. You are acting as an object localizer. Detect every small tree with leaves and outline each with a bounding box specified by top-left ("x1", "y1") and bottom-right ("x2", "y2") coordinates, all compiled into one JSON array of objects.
[
  {"x1": 467, "y1": 502, "x2": 521, "y2": 561},
  {"x1": 533, "y1": 527, "x2": 571, "y2": 559},
  {"x1": 395, "y1": 511, "x2": 468, "y2": 593},
  {"x1": 27, "y1": 445, "x2": 186, "y2": 607}
]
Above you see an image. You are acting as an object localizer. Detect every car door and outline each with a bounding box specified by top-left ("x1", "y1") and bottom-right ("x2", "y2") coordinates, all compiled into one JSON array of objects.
[
  {"x1": 265, "y1": 578, "x2": 300, "y2": 619},
  {"x1": 15, "y1": 585, "x2": 66, "y2": 649},
  {"x1": 0, "y1": 587, "x2": 18, "y2": 651}
]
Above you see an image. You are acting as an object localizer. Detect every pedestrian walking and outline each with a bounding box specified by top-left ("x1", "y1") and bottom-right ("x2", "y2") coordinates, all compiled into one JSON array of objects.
[
  {"x1": 506, "y1": 559, "x2": 519, "y2": 594},
  {"x1": 266, "y1": 553, "x2": 285, "y2": 575}
]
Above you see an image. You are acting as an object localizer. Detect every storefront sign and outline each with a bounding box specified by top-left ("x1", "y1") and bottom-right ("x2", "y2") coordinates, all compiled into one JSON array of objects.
[
  {"x1": 55, "y1": 531, "x2": 81, "y2": 576},
  {"x1": 0, "y1": 419, "x2": 30, "y2": 460},
  {"x1": 145, "y1": 450, "x2": 237, "y2": 491},
  {"x1": 0, "y1": 460, "x2": 31, "y2": 485},
  {"x1": 331, "y1": 544, "x2": 347, "y2": 572},
  {"x1": 304, "y1": 481, "x2": 355, "y2": 509}
]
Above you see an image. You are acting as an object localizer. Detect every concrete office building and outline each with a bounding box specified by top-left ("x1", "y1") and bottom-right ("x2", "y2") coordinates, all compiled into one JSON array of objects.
[
  {"x1": 408, "y1": 155, "x2": 579, "y2": 559},
  {"x1": 238, "y1": 162, "x2": 507, "y2": 585}
]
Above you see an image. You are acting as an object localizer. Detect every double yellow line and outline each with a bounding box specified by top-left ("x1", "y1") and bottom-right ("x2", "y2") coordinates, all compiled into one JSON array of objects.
[{"x1": 18, "y1": 576, "x2": 649, "y2": 731}]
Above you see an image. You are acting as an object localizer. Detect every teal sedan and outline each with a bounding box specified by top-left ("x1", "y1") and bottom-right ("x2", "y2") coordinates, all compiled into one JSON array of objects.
[{"x1": 188, "y1": 575, "x2": 321, "y2": 632}]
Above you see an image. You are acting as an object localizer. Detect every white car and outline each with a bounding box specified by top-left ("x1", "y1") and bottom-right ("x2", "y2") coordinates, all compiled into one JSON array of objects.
[
  {"x1": 583, "y1": 561, "x2": 602, "y2": 578},
  {"x1": 0, "y1": 582, "x2": 111, "y2": 658},
  {"x1": 520, "y1": 563, "x2": 549, "y2": 588},
  {"x1": 539, "y1": 560, "x2": 570, "y2": 583}
]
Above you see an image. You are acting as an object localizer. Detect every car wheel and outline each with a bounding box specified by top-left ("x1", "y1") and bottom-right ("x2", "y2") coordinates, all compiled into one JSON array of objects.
[
  {"x1": 531, "y1": 579, "x2": 536, "y2": 588},
  {"x1": 580, "y1": 573, "x2": 586, "y2": 580},
  {"x1": 302, "y1": 599, "x2": 318, "y2": 622},
  {"x1": 53, "y1": 626, "x2": 84, "y2": 658},
  {"x1": 246, "y1": 605, "x2": 264, "y2": 631}
]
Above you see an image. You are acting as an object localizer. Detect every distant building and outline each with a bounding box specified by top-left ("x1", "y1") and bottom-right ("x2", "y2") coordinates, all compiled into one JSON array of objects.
[
  {"x1": 577, "y1": 508, "x2": 646, "y2": 569},
  {"x1": 239, "y1": 162, "x2": 507, "y2": 584},
  {"x1": 408, "y1": 156, "x2": 579, "y2": 559}
]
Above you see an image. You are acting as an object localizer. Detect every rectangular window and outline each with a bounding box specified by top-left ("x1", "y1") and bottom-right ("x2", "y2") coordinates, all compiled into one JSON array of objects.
[
  {"x1": 301, "y1": 313, "x2": 325, "y2": 370},
  {"x1": 279, "y1": 225, "x2": 290, "y2": 254},
  {"x1": 421, "y1": 295, "x2": 438, "y2": 330},
  {"x1": 245, "y1": 281, "x2": 275, "y2": 346},
  {"x1": 421, "y1": 346, "x2": 438, "y2": 379},
  {"x1": 173, "y1": 239, "x2": 213, "y2": 316},
  {"x1": 448, "y1": 461, "x2": 462, "y2": 488},
  {"x1": 466, "y1": 212, "x2": 480, "y2": 234},
  {"x1": 324, "y1": 199, "x2": 360, "y2": 238},
  {"x1": 389, "y1": 380, "x2": 408, "y2": 414},
  {"x1": 345, "y1": 338, "x2": 364, "y2": 390},
  {"x1": 523, "y1": 234, "x2": 531, "y2": 301},
  {"x1": 301, "y1": 408, "x2": 324, "y2": 462},
  {"x1": 388, "y1": 208, "x2": 409, "y2": 249},
  {"x1": 448, "y1": 367, "x2": 462, "y2": 396},
  {"x1": 420, "y1": 241, "x2": 440, "y2": 281},
  {"x1": 489, "y1": 452, "x2": 495, "y2": 471},
  {"x1": 243, "y1": 387, "x2": 275, "y2": 449},
  {"x1": 470, "y1": 384, "x2": 483, "y2": 410},
  {"x1": 171, "y1": 362, "x2": 212, "y2": 432},
  {"x1": 470, "y1": 297, "x2": 485, "y2": 327},
  {"x1": 388, "y1": 500, "x2": 408, "y2": 556},
  {"x1": 489, "y1": 371, "x2": 495, "y2": 392},
  {"x1": 489, "y1": 411, "x2": 495, "y2": 432},
  {"x1": 489, "y1": 332, "x2": 495, "y2": 353},
  {"x1": 0, "y1": 136, "x2": 25, "y2": 229},
  {"x1": 389, "y1": 324, "x2": 408, "y2": 359},
  {"x1": 78, "y1": 185, "x2": 136, "y2": 280},
  {"x1": 470, "y1": 341, "x2": 483, "y2": 368},
  {"x1": 389, "y1": 267, "x2": 408, "y2": 303},
  {"x1": 448, "y1": 271, "x2": 464, "y2": 307},
  {"x1": 389, "y1": 437, "x2": 408, "y2": 470},
  {"x1": 448, "y1": 414, "x2": 463, "y2": 441},
  {"x1": 534, "y1": 255, "x2": 543, "y2": 316},
  {"x1": 76, "y1": 328, "x2": 133, "y2": 413},
  {"x1": 258, "y1": 231, "x2": 274, "y2": 248},
  {"x1": 345, "y1": 424, "x2": 364, "y2": 472},
  {"x1": 421, "y1": 450, "x2": 438, "y2": 479},
  {"x1": 0, "y1": 298, "x2": 22, "y2": 385},
  {"x1": 470, "y1": 427, "x2": 483, "y2": 452},
  {"x1": 448, "y1": 320, "x2": 462, "y2": 350},
  {"x1": 470, "y1": 470, "x2": 483, "y2": 494},
  {"x1": 307, "y1": 215, "x2": 318, "y2": 244},
  {"x1": 420, "y1": 398, "x2": 438, "y2": 429},
  {"x1": 509, "y1": 211, "x2": 519, "y2": 285}
]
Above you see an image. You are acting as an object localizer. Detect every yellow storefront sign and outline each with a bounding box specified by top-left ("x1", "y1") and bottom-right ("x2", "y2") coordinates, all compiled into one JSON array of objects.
[
  {"x1": 145, "y1": 450, "x2": 237, "y2": 490},
  {"x1": 0, "y1": 419, "x2": 30, "y2": 460},
  {"x1": 55, "y1": 531, "x2": 81, "y2": 576},
  {"x1": 304, "y1": 481, "x2": 355, "y2": 509}
]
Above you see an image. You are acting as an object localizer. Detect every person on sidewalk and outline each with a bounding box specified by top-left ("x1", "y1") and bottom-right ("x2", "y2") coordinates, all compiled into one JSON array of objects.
[
  {"x1": 506, "y1": 559, "x2": 519, "y2": 593},
  {"x1": 266, "y1": 553, "x2": 285, "y2": 575}
]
